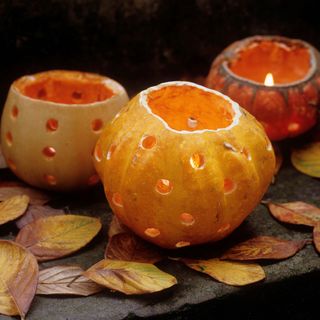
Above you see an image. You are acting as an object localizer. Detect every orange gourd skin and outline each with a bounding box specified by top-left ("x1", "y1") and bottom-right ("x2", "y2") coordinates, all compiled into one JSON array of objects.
[
  {"x1": 94, "y1": 83, "x2": 275, "y2": 249},
  {"x1": 206, "y1": 36, "x2": 320, "y2": 141}
]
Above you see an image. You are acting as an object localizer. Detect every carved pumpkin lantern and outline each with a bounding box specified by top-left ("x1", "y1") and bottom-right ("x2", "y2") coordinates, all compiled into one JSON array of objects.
[
  {"x1": 206, "y1": 36, "x2": 320, "y2": 141},
  {"x1": 1, "y1": 70, "x2": 128, "y2": 191},
  {"x1": 94, "y1": 81, "x2": 275, "y2": 249}
]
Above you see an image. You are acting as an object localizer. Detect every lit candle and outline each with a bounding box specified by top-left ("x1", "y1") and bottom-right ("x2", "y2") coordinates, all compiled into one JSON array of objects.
[{"x1": 206, "y1": 36, "x2": 320, "y2": 140}]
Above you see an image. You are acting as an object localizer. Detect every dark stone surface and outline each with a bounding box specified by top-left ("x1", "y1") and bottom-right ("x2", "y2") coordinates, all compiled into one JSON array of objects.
[{"x1": 0, "y1": 162, "x2": 320, "y2": 320}]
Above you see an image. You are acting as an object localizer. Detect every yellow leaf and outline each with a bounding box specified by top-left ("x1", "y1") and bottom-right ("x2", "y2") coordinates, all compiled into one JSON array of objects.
[
  {"x1": 0, "y1": 240, "x2": 38, "y2": 318},
  {"x1": 15, "y1": 215, "x2": 102, "y2": 261},
  {"x1": 84, "y1": 259, "x2": 177, "y2": 295},
  {"x1": 183, "y1": 258, "x2": 265, "y2": 286},
  {"x1": 291, "y1": 142, "x2": 320, "y2": 177},
  {"x1": 0, "y1": 195, "x2": 29, "y2": 225}
]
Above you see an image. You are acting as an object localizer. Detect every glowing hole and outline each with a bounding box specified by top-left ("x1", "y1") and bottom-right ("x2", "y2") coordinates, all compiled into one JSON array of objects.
[
  {"x1": 37, "y1": 88, "x2": 47, "y2": 98},
  {"x1": 11, "y1": 106, "x2": 19, "y2": 118},
  {"x1": 180, "y1": 213, "x2": 195, "y2": 226},
  {"x1": 94, "y1": 144, "x2": 102, "y2": 162},
  {"x1": 266, "y1": 141, "x2": 273, "y2": 151},
  {"x1": 190, "y1": 153, "x2": 205, "y2": 169},
  {"x1": 224, "y1": 178, "x2": 236, "y2": 194},
  {"x1": 112, "y1": 192, "x2": 123, "y2": 207},
  {"x1": 241, "y1": 147, "x2": 252, "y2": 160},
  {"x1": 217, "y1": 223, "x2": 231, "y2": 233},
  {"x1": 288, "y1": 122, "x2": 300, "y2": 132},
  {"x1": 92, "y1": 119, "x2": 103, "y2": 132},
  {"x1": 223, "y1": 142, "x2": 237, "y2": 152},
  {"x1": 88, "y1": 174, "x2": 100, "y2": 186},
  {"x1": 42, "y1": 146, "x2": 56, "y2": 158},
  {"x1": 106, "y1": 144, "x2": 116, "y2": 160},
  {"x1": 6, "y1": 132, "x2": 13, "y2": 146},
  {"x1": 7, "y1": 159, "x2": 16, "y2": 171},
  {"x1": 187, "y1": 117, "x2": 198, "y2": 129},
  {"x1": 141, "y1": 135, "x2": 157, "y2": 149},
  {"x1": 144, "y1": 228, "x2": 160, "y2": 238},
  {"x1": 72, "y1": 91, "x2": 82, "y2": 99},
  {"x1": 46, "y1": 119, "x2": 59, "y2": 131},
  {"x1": 176, "y1": 241, "x2": 190, "y2": 248},
  {"x1": 155, "y1": 179, "x2": 173, "y2": 195},
  {"x1": 44, "y1": 174, "x2": 57, "y2": 185}
]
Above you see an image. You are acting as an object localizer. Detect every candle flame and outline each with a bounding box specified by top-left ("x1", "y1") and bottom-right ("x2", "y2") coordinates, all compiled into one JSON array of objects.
[{"x1": 264, "y1": 73, "x2": 274, "y2": 86}]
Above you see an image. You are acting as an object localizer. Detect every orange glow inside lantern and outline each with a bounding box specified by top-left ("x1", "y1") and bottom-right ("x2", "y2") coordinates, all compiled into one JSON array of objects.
[{"x1": 264, "y1": 73, "x2": 274, "y2": 86}]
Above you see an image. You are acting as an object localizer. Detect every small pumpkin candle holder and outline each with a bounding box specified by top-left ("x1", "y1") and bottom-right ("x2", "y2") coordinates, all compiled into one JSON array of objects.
[
  {"x1": 1, "y1": 70, "x2": 129, "y2": 191},
  {"x1": 94, "y1": 81, "x2": 275, "y2": 249},
  {"x1": 206, "y1": 36, "x2": 320, "y2": 140}
]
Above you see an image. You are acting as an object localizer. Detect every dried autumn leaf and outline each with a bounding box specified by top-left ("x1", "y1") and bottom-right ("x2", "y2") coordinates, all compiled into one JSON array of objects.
[
  {"x1": 267, "y1": 201, "x2": 320, "y2": 227},
  {"x1": 221, "y1": 236, "x2": 307, "y2": 261},
  {"x1": 182, "y1": 258, "x2": 265, "y2": 286},
  {"x1": 108, "y1": 215, "x2": 129, "y2": 238},
  {"x1": 84, "y1": 259, "x2": 177, "y2": 295},
  {"x1": 16, "y1": 215, "x2": 102, "y2": 261},
  {"x1": 0, "y1": 195, "x2": 29, "y2": 225},
  {"x1": 106, "y1": 232, "x2": 164, "y2": 264},
  {"x1": 0, "y1": 185, "x2": 50, "y2": 205},
  {"x1": 0, "y1": 240, "x2": 38, "y2": 318},
  {"x1": 313, "y1": 223, "x2": 320, "y2": 254},
  {"x1": 16, "y1": 204, "x2": 65, "y2": 229},
  {"x1": 291, "y1": 142, "x2": 320, "y2": 177},
  {"x1": 37, "y1": 265, "x2": 103, "y2": 296}
]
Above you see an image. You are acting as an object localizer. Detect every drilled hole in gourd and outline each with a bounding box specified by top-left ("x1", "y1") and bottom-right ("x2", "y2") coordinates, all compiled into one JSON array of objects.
[
  {"x1": 7, "y1": 159, "x2": 16, "y2": 171},
  {"x1": 224, "y1": 178, "x2": 237, "y2": 194},
  {"x1": 112, "y1": 192, "x2": 123, "y2": 207},
  {"x1": 44, "y1": 174, "x2": 57, "y2": 185},
  {"x1": 155, "y1": 179, "x2": 173, "y2": 195},
  {"x1": 180, "y1": 213, "x2": 195, "y2": 226},
  {"x1": 94, "y1": 144, "x2": 102, "y2": 162},
  {"x1": 72, "y1": 91, "x2": 82, "y2": 99},
  {"x1": 144, "y1": 228, "x2": 160, "y2": 238},
  {"x1": 106, "y1": 144, "x2": 116, "y2": 160},
  {"x1": 190, "y1": 153, "x2": 205, "y2": 169},
  {"x1": 241, "y1": 147, "x2": 252, "y2": 160},
  {"x1": 37, "y1": 88, "x2": 47, "y2": 98},
  {"x1": 88, "y1": 174, "x2": 100, "y2": 186},
  {"x1": 11, "y1": 106, "x2": 19, "y2": 119},
  {"x1": 187, "y1": 117, "x2": 198, "y2": 129},
  {"x1": 42, "y1": 146, "x2": 56, "y2": 158},
  {"x1": 92, "y1": 119, "x2": 103, "y2": 132},
  {"x1": 217, "y1": 223, "x2": 231, "y2": 233},
  {"x1": 46, "y1": 119, "x2": 59, "y2": 131},
  {"x1": 141, "y1": 135, "x2": 157, "y2": 149},
  {"x1": 176, "y1": 241, "x2": 190, "y2": 248},
  {"x1": 288, "y1": 122, "x2": 300, "y2": 133},
  {"x1": 6, "y1": 132, "x2": 13, "y2": 146}
]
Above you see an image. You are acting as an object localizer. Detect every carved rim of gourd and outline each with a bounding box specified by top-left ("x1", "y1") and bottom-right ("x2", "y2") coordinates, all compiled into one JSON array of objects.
[
  {"x1": 139, "y1": 81, "x2": 242, "y2": 135},
  {"x1": 221, "y1": 35, "x2": 318, "y2": 89}
]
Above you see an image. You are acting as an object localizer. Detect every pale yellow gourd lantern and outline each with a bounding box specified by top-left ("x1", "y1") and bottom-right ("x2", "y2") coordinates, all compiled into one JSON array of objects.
[{"x1": 1, "y1": 70, "x2": 128, "y2": 191}]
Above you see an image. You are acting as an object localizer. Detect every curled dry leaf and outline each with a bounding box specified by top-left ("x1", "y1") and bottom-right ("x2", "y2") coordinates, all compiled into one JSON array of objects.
[
  {"x1": 16, "y1": 215, "x2": 102, "y2": 261},
  {"x1": 0, "y1": 195, "x2": 29, "y2": 225},
  {"x1": 221, "y1": 236, "x2": 307, "y2": 261},
  {"x1": 106, "y1": 232, "x2": 164, "y2": 264},
  {"x1": 182, "y1": 258, "x2": 265, "y2": 286},
  {"x1": 37, "y1": 265, "x2": 103, "y2": 296},
  {"x1": 0, "y1": 184, "x2": 50, "y2": 205},
  {"x1": 313, "y1": 223, "x2": 320, "y2": 254},
  {"x1": 84, "y1": 259, "x2": 177, "y2": 295},
  {"x1": 0, "y1": 240, "x2": 38, "y2": 318},
  {"x1": 108, "y1": 215, "x2": 129, "y2": 238},
  {"x1": 267, "y1": 201, "x2": 320, "y2": 227},
  {"x1": 16, "y1": 204, "x2": 65, "y2": 229},
  {"x1": 291, "y1": 142, "x2": 320, "y2": 177}
]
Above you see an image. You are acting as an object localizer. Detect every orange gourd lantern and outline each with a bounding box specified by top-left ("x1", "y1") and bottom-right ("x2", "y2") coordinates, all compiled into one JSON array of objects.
[
  {"x1": 206, "y1": 36, "x2": 320, "y2": 141},
  {"x1": 94, "y1": 82, "x2": 275, "y2": 249}
]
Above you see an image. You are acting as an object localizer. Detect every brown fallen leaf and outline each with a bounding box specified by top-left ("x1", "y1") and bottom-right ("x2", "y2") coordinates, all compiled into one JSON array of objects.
[
  {"x1": 313, "y1": 223, "x2": 320, "y2": 254},
  {"x1": 0, "y1": 185, "x2": 51, "y2": 205},
  {"x1": 267, "y1": 201, "x2": 320, "y2": 227},
  {"x1": 16, "y1": 215, "x2": 102, "y2": 261},
  {"x1": 182, "y1": 258, "x2": 265, "y2": 286},
  {"x1": 16, "y1": 204, "x2": 65, "y2": 229},
  {"x1": 108, "y1": 215, "x2": 129, "y2": 238},
  {"x1": 221, "y1": 236, "x2": 307, "y2": 261},
  {"x1": 291, "y1": 142, "x2": 320, "y2": 178},
  {"x1": 0, "y1": 145, "x2": 7, "y2": 169},
  {"x1": 37, "y1": 265, "x2": 103, "y2": 296},
  {"x1": 84, "y1": 259, "x2": 177, "y2": 295},
  {"x1": 106, "y1": 232, "x2": 164, "y2": 264},
  {"x1": 0, "y1": 195, "x2": 29, "y2": 225},
  {"x1": 0, "y1": 240, "x2": 38, "y2": 318}
]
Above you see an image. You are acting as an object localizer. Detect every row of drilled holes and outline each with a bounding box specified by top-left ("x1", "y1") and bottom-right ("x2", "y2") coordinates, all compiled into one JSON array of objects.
[{"x1": 6, "y1": 105, "x2": 102, "y2": 186}]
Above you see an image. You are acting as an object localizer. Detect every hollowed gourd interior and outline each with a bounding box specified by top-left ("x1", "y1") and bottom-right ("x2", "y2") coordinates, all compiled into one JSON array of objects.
[
  {"x1": 147, "y1": 85, "x2": 234, "y2": 131},
  {"x1": 228, "y1": 40, "x2": 311, "y2": 84},
  {"x1": 14, "y1": 71, "x2": 114, "y2": 104}
]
